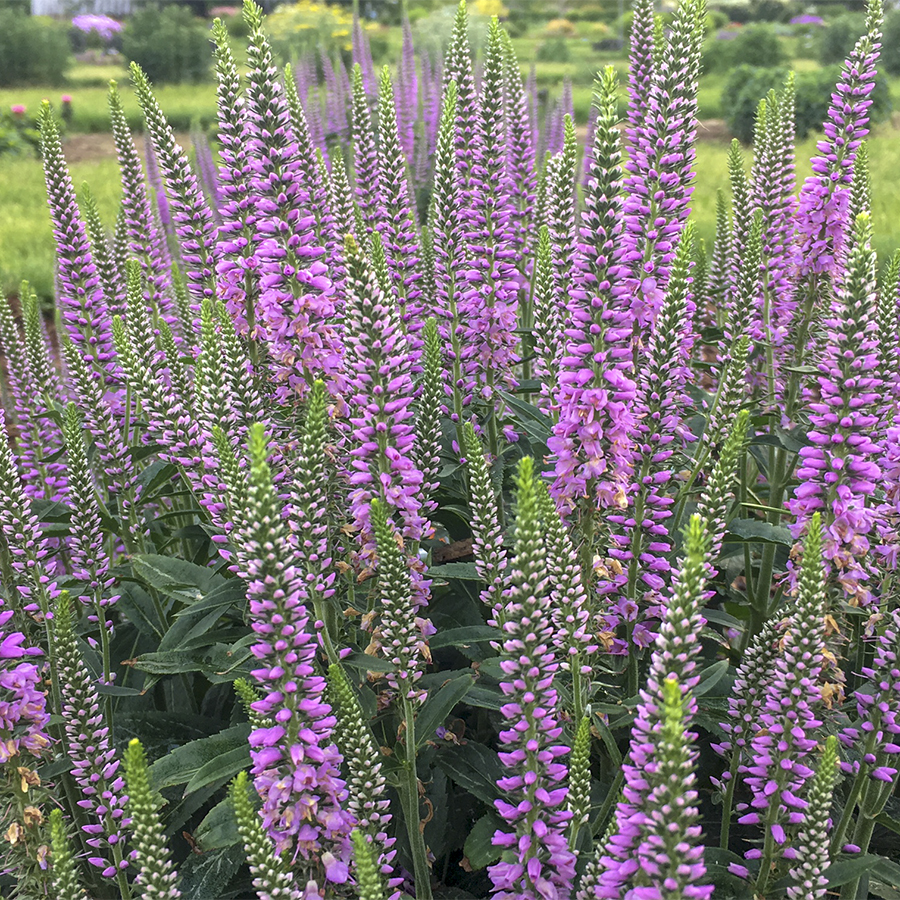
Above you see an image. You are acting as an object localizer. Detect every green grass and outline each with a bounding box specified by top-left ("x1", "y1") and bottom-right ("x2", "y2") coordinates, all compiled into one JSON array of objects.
[
  {"x1": 690, "y1": 124, "x2": 900, "y2": 265},
  {"x1": 0, "y1": 156, "x2": 121, "y2": 299},
  {"x1": 0, "y1": 79, "x2": 220, "y2": 133}
]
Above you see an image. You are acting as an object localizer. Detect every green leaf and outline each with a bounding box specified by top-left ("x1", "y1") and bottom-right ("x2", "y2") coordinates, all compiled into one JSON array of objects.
[
  {"x1": 435, "y1": 741, "x2": 503, "y2": 805},
  {"x1": 95, "y1": 683, "x2": 143, "y2": 697},
  {"x1": 463, "y1": 813, "x2": 503, "y2": 870},
  {"x1": 426, "y1": 563, "x2": 482, "y2": 582},
  {"x1": 465, "y1": 685, "x2": 504, "y2": 711},
  {"x1": 131, "y1": 553, "x2": 224, "y2": 603},
  {"x1": 497, "y1": 391, "x2": 552, "y2": 443},
  {"x1": 137, "y1": 460, "x2": 178, "y2": 494},
  {"x1": 193, "y1": 798, "x2": 242, "y2": 851},
  {"x1": 131, "y1": 650, "x2": 208, "y2": 675},
  {"x1": 874, "y1": 858, "x2": 900, "y2": 890},
  {"x1": 184, "y1": 744, "x2": 250, "y2": 796},
  {"x1": 429, "y1": 626, "x2": 500, "y2": 649},
  {"x1": 149, "y1": 724, "x2": 251, "y2": 791},
  {"x1": 416, "y1": 674, "x2": 474, "y2": 747},
  {"x1": 725, "y1": 518, "x2": 792, "y2": 546},
  {"x1": 876, "y1": 812, "x2": 900, "y2": 838},
  {"x1": 116, "y1": 582, "x2": 166, "y2": 638},
  {"x1": 177, "y1": 845, "x2": 242, "y2": 898},
  {"x1": 174, "y1": 579, "x2": 245, "y2": 617},
  {"x1": 825, "y1": 854, "x2": 884, "y2": 888},
  {"x1": 695, "y1": 659, "x2": 731, "y2": 697},
  {"x1": 341, "y1": 652, "x2": 397, "y2": 674},
  {"x1": 160, "y1": 583, "x2": 245, "y2": 651}
]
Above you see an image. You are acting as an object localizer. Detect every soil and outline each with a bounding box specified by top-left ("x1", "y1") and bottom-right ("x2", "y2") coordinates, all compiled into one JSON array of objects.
[
  {"x1": 61, "y1": 131, "x2": 193, "y2": 163},
  {"x1": 59, "y1": 122, "x2": 732, "y2": 165}
]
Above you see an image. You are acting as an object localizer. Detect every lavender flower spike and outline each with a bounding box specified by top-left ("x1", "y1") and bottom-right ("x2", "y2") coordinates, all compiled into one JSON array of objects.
[
  {"x1": 51, "y1": 592, "x2": 130, "y2": 888},
  {"x1": 39, "y1": 103, "x2": 117, "y2": 382},
  {"x1": 740, "y1": 513, "x2": 827, "y2": 896},
  {"x1": 230, "y1": 770, "x2": 301, "y2": 900},
  {"x1": 343, "y1": 235, "x2": 429, "y2": 551},
  {"x1": 108, "y1": 80, "x2": 173, "y2": 324},
  {"x1": 590, "y1": 515, "x2": 713, "y2": 900},
  {"x1": 489, "y1": 456, "x2": 576, "y2": 900},
  {"x1": 130, "y1": 62, "x2": 217, "y2": 311},
  {"x1": 124, "y1": 739, "x2": 181, "y2": 899},
  {"x1": 787, "y1": 735, "x2": 839, "y2": 900},
  {"x1": 218, "y1": 423, "x2": 354, "y2": 874},
  {"x1": 786, "y1": 215, "x2": 881, "y2": 606},
  {"x1": 793, "y1": 0, "x2": 882, "y2": 281}
]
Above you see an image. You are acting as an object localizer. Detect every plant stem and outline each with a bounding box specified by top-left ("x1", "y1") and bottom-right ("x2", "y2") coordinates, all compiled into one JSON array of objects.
[
  {"x1": 400, "y1": 695, "x2": 432, "y2": 900},
  {"x1": 719, "y1": 745, "x2": 742, "y2": 850}
]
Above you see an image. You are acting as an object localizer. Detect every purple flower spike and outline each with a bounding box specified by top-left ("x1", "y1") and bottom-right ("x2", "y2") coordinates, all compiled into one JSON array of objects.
[
  {"x1": 109, "y1": 82, "x2": 175, "y2": 330},
  {"x1": 376, "y1": 65, "x2": 423, "y2": 330},
  {"x1": 53, "y1": 593, "x2": 130, "y2": 882},
  {"x1": 39, "y1": 103, "x2": 117, "y2": 384},
  {"x1": 130, "y1": 62, "x2": 218, "y2": 314},
  {"x1": 242, "y1": 0, "x2": 343, "y2": 400},
  {"x1": 550, "y1": 67, "x2": 636, "y2": 513},
  {"x1": 740, "y1": 515, "x2": 827, "y2": 890},
  {"x1": 0, "y1": 600, "x2": 50, "y2": 765},
  {"x1": 459, "y1": 18, "x2": 519, "y2": 405},
  {"x1": 793, "y1": 0, "x2": 882, "y2": 281},
  {"x1": 489, "y1": 458, "x2": 576, "y2": 900},
  {"x1": 212, "y1": 18, "x2": 260, "y2": 341},
  {"x1": 786, "y1": 216, "x2": 881, "y2": 606},
  {"x1": 588, "y1": 516, "x2": 713, "y2": 900},
  {"x1": 223, "y1": 423, "x2": 354, "y2": 871},
  {"x1": 342, "y1": 236, "x2": 429, "y2": 555},
  {"x1": 605, "y1": 229, "x2": 696, "y2": 644},
  {"x1": 619, "y1": 0, "x2": 705, "y2": 329}
]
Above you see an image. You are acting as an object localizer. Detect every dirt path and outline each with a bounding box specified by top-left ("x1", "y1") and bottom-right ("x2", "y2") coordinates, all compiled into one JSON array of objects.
[
  {"x1": 61, "y1": 131, "x2": 193, "y2": 163},
  {"x1": 61, "y1": 120, "x2": 734, "y2": 164}
]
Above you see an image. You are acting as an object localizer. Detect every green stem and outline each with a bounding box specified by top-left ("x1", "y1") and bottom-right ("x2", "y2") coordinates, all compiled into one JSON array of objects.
[
  {"x1": 719, "y1": 746, "x2": 742, "y2": 850},
  {"x1": 400, "y1": 696, "x2": 432, "y2": 900},
  {"x1": 829, "y1": 731, "x2": 877, "y2": 857},
  {"x1": 591, "y1": 765, "x2": 625, "y2": 837},
  {"x1": 754, "y1": 448, "x2": 787, "y2": 625},
  {"x1": 840, "y1": 810, "x2": 878, "y2": 900},
  {"x1": 754, "y1": 794, "x2": 783, "y2": 897}
]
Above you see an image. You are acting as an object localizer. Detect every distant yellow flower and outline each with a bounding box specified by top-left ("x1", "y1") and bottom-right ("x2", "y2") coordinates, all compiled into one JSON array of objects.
[{"x1": 472, "y1": 0, "x2": 508, "y2": 16}]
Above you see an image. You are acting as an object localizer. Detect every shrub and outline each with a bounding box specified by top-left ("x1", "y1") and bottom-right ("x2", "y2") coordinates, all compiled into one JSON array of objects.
[
  {"x1": 703, "y1": 23, "x2": 787, "y2": 72},
  {"x1": 0, "y1": 107, "x2": 41, "y2": 158},
  {"x1": 882, "y1": 10, "x2": 900, "y2": 75},
  {"x1": 0, "y1": 11, "x2": 70, "y2": 87},
  {"x1": 544, "y1": 17, "x2": 577, "y2": 37},
  {"x1": 122, "y1": 6, "x2": 211, "y2": 85},
  {"x1": 817, "y1": 12, "x2": 867, "y2": 65},
  {"x1": 722, "y1": 62, "x2": 892, "y2": 143},
  {"x1": 536, "y1": 36, "x2": 571, "y2": 62},
  {"x1": 266, "y1": 0, "x2": 356, "y2": 61}
]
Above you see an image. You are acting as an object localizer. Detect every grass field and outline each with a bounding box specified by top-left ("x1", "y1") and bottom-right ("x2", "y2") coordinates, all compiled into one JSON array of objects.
[
  {"x1": 3, "y1": 34, "x2": 900, "y2": 300},
  {"x1": 4, "y1": 122, "x2": 900, "y2": 301}
]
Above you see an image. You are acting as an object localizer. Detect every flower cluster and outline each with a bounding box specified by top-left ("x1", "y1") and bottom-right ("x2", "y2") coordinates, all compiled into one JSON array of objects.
[
  {"x1": 71, "y1": 14, "x2": 122, "y2": 40},
  {"x1": 12, "y1": 0, "x2": 900, "y2": 897}
]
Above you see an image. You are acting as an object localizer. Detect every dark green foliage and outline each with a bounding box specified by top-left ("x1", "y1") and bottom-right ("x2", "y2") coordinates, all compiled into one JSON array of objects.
[
  {"x1": 722, "y1": 64, "x2": 892, "y2": 143},
  {"x1": 818, "y1": 13, "x2": 867, "y2": 65},
  {"x1": 123, "y1": 6, "x2": 212, "y2": 85},
  {"x1": 882, "y1": 10, "x2": 900, "y2": 75},
  {"x1": 0, "y1": 10, "x2": 70, "y2": 87},
  {"x1": 703, "y1": 23, "x2": 787, "y2": 73},
  {"x1": 536, "y1": 36, "x2": 571, "y2": 63}
]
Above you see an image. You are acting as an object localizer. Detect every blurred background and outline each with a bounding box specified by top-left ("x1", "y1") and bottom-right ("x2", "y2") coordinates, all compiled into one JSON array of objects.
[{"x1": 1, "y1": 0, "x2": 898, "y2": 300}]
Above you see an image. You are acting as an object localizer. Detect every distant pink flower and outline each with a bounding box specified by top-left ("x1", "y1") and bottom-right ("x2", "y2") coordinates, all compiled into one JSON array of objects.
[
  {"x1": 61, "y1": 95, "x2": 72, "y2": 104},
  {"x1": 11, "y1": 104, "x2": 26, "y2": 116}
]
